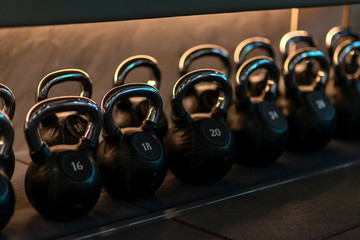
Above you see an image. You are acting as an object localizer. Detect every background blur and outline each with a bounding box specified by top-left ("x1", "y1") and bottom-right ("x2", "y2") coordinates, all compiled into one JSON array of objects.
[{"x1": 0, "y1": 5, "x2": 359, "y2": 152}]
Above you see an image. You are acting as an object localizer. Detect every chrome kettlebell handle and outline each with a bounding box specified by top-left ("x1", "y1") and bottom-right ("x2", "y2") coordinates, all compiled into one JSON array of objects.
[
  {"x1": 284, "y1": 48, "x2": 330, "y2": 94},
  {"x1": 326, "y1": 26, "x2": 359, "y2": 58},
  {"x1": 234, "y1": 37, "x2": 274, "y2": 68},
  {"x1": 101, "y1": 83, "x2": 163, "y2": 138},
  {"x1": 236, "y1": 57, "x2": 279, "y2": 106},
  {"x1": 36, "y1": 69, "x2": 92, "y2": 102},
  {"x1": 0, "y1": 112, "x2": 13, "y2": 159},
  {"x1": 280, "y1": 30, "x2": 316, "y2": 61},
  {"x1": 0, "y1": 84, "x2": 15, "y2": 120},
  {"x1": 25, "y1": 96, "x2": 102, "y2": 153},
  {"x1": 114, "y1": 55, "x2": 161, "y2": 89},
  {"x1": 179, "y1": 44, "x2": 231, "y2": 79},
  {"x1": 172, "y1": 69, "x2": 232, "y2": 122},
  {"x1": 333, "y1": 40, "x2": 360, "y2": 82}
]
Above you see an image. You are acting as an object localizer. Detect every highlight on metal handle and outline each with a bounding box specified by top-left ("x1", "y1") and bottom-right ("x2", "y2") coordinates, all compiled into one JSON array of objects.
[
  {"x1": 172, "y1": 69, "x2": 232, "y2": 121},
  {"x1": 114, "y1": 55, "x2": 161, "y2": 89},
  {"x1": 179, "y1": 44, "x2": 231, "y2": 79},
  {"x1": 25, "y1": 96, "x2": 102, "y2": 153},
  {"x1": 36, "y1": 69, "x2": 92, "y2": 102},
  {"x1": 0, "y1": 84, "x2": 15, "y2": 120},
  {"x1": 0, "y1": 112, "x2": 14, "y2": 158},
  {"x1": 234, "y1": 37, "x2": 275, "y2": 68},
  {"x1": 284, "y1": 48, "x2": 330, "y2": 94},
  {"x1": 236, "y1": 57, "x2": 279, "y2": 104},
  {"x1": 101, "y1": 83, "x2": 163, "y2": 138},
  {"x1": 280, "y1": 30, "x2": 316, "y2": 61},
  {"x1": 334, "y1": 40, "x2": 360, "y2": 82},
  {"x1": 325, "y1": 26, "x2": 359, "y2": 58}
]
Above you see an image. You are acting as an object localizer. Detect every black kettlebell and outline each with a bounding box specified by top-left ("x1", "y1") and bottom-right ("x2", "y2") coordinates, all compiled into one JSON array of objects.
[
  {"x1": 96, "y1": 83, "x2": 167, "y2": 200},
  {"x1": 179, "y1": 44, "x2": 231, "y2": 114},
  {"x1": 0, "y1": 84, "x2": 15, "y2": 178},
  {"x1": 164, "y1": 69, "x2": 235, "y2": 184},
  {"x1": 0, "y1": 112, "x2": 15, "y2": 230},
  {"x1": 233, "y1": 37, "x2": 275, "y2": 97},
  {"x1": 279, "y1": 30, "x2": 318, "y2": 86},
  {"x1": 227, "y1": 56, "x2": 289, "y2": 166},
  {"x1": 36, "y1": 69, "x2": 92, "y2": 146},
  {"x1": 24, "y1": 96, "x2": 102, "y2": 220},
  {"x1": 325, "y1": 26, "x2": 360, "y2": 139},
  {"x1": 113, "y1": 55, "x2": 168, "y2": 141},
  {"x1": 277, "y1": 31, "x2": 336, "y2": 151}
]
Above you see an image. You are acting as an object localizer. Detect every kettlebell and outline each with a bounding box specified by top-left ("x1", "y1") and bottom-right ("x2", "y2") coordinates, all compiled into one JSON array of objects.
[
  {"x1": 24, "y1": 96, "x2": 102, "y2": 220},
  {"x1": 233, "y1": 37, "x2": 275, "y2": 97},
  {"x1": 179, "y1": 44, "x2": 231, "y2": 114},
  {"x1": 227, "y1": 56, "x2": 289, "y2": 166},
  {"x1": 279, "y1": 30, "x2": 318, "y2": 86},
  {"x1": 164, "y1": 69, "x2": 235, "y2": 184},
  {"x1": 0, "y1": 84, "x2": 15, "y2": 178},
  {"x1": 0, "y1": 112, "x2": 15, "y2": 230},
  {"x1": 96, "y1": 83, "x2": 166, "y2": 200},
  {"x1": 277, "y1": 31, "x2": 336, "y2": 151},
  {"x1": 113, "y1": 55, "x2": 168, "y2": 141},
  {"x1": 36, "y1": 69, "x2": 92, "y2": 146},
  {"x1": 325, "y1": 26, "x2": 360, "y2": 139}
]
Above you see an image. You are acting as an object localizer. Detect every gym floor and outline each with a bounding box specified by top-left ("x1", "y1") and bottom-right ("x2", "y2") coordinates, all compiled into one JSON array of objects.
[{"x1": 3, "y1": 139, "x2": 360, "y2": 239}]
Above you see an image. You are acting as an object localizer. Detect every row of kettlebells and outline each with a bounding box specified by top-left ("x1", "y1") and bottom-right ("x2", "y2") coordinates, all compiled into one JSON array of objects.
[{"x1": 0, "y1": 25, "x2": 359, "y2": 227}]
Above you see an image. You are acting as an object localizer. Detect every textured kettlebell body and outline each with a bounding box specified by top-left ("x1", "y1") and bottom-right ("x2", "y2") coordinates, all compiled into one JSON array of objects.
[
  {"x1": 179, "y1": 44, "x2": 231, "y2": 114},
  {"x1": 37, "y1": 69, "x2": 92, "y2": 146},
  {"x1": 113, "y1": 55, "x2": 168, "y2": 141},
  {"x1": 165, "y1": 69, "x2": 235, "y2": 184},
  {"x1": 279, "y1": 89, "x2": 335, "y2": 151},
  {"x1": 26, "y1": 142, "x2": 101, "y2": 220},
  {"x1": 325, "y1": 26, "x2": 360, "y2": 139},
  {"x1": 227, "y1": 55, "x2": 288, "y2": 166},
  {"x1": 0, "y1": 112, "x2": 16, "y2": 230},
  {"x1": 24, "y1": 97, "x2": 102, "y2": 220},
  {"x1": 166, "y1": 113, "x2": 234, "y2": 183},
  {"x1": 277, "y1": 31, "x2": 336, "y2": 151},
  {"x1": 96, "y1": 84, "x2": 167, "y2": 200}
]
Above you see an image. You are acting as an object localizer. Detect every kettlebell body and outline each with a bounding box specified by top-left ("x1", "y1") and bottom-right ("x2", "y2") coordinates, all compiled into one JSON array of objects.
[
  {"x1": 113, "y1": 55, "x2": 168, "y2": 141},
  {"x1": 165, "y1": 69, "x2": 235, "y2": 184},
  {"x1": 0, "y1": 112, "x2": 16, "y2": 230},
  {"x1": 36, "y1": 69, "x2": 92, "y2": 146},
  {"x1": 179, "y1": 44, "x2": 231, "y2": 114},
  {"x1": 24, "y1": 97, "x2": 102, "y2": 220},
  {"x1": 227, "y1": 55, "x2": 288, "y2": 166},
  {"x1": 96, "y1": 84, "x2": 167, "y2": 200},
  {"x1": 277, "y1": 32, "x2": 335, "y2": 151},
  {"x1": 325, "y1": 26, "x2": 360, "y2": 139}
]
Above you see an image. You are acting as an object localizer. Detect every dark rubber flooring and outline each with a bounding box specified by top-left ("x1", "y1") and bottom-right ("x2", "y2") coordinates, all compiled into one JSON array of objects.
[{"x1": 3, "y1": 139, "x2": 360, "y2": 239}]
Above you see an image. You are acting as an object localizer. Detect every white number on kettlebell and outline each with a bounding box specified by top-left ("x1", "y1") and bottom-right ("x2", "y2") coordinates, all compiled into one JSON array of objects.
[
  {"x1": 141, "y1": 142, "x2": 153, "y2": 151},
  {"x1": 209, "y1": 128, "x2": 221, "y2": 137},
  {"x1": 70, "y1": 161, "x2": 84, "y2": 171},
  {"x1": 73, "y1": 123, "x2": 84, "y2": 133},
  {"x1": 268, "y1": 110, "x2": 279, "y2": 120},
  {"x1": 315, "y1": 99, "x2": 327, "y2": 109}
]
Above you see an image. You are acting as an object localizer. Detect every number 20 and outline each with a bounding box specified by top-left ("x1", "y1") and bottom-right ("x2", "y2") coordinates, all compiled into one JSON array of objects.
[{"x1": 209, "y1": 128, "x2": 221, "y2": 137}]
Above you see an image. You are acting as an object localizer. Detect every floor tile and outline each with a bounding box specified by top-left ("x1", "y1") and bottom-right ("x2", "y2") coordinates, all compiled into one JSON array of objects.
[
  {"x1": 172, "y1": 162, "x2": 360, "y2": 240},
  {"x1": 63, "y1": 218, "x2": 223, "y2": 240}
]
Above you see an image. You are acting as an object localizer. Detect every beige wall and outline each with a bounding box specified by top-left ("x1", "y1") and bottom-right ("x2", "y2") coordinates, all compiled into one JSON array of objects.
[{"x1": 0, "y1": 5, "x2": 357, "y2": 152}]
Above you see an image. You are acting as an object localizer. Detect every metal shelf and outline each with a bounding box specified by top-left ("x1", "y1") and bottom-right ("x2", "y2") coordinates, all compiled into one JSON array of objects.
[{"x1": 0, "y1": 0, "x2": 359, "y2": 27}]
